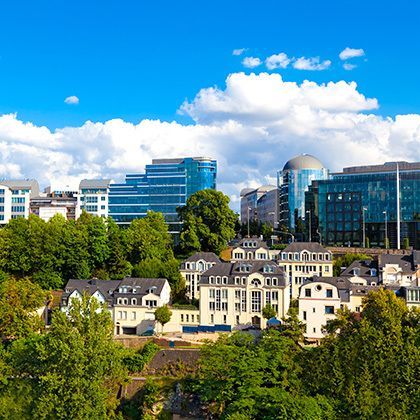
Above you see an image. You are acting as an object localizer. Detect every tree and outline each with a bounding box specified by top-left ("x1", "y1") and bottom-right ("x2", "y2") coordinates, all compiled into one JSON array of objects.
[
  {"x1": 9, "y1": 294, "x2": 128, "y2": 419},
  {"x1": 126, "y1": 211, "x2": 174, "y2": 264},
  {"x1": 403, "y1": 237, "x2": 410, "y2": 250},
  {"x1": 178, "y1": 189, "x2": 238, "y2": 255},
  {"x1": 262, "y1": 304, "x2": 276, "y2": 321},
  {"x1": 0, "y1": 277, "x2": 47, "y2": 340},
  {"x1": 154, "y1": 305, "x2": 172, "y2": 333},
  {"x1": 106, "y1": 218, "x2": 132, "y2": 280}
]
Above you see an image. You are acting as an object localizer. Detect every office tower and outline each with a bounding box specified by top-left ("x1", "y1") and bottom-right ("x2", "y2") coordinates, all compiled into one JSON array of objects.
[
  {"x1": 108, "y1": 157, "x2": 217, "y2": 233},
  {"x1": 77, "y1": 179, "x2": 111, "y2": 218}
]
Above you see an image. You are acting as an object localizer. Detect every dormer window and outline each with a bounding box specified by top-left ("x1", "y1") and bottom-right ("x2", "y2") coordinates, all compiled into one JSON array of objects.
[
  {"x1": 281, "y1": 252, "x2": 287, "y2": 260},
  {"x1": 352, "y1": 268, "x2": 361, "y2": 276},
  {"x1": 263, "y1": 265, "x2": 275, "y2": 273},
  {"x1": 370, "y1": 268, "x2": 377, "y2": 277},
  {"x1": 325, "y1": 254, "x2": 330, "y2": 261},
  {"x1": 209, "y1": 276, "x2": 214, "y2": 284},
  {"x1": 294, "y1": 253, "x2": 299, "y2": 261},
  {"x1": 222, "y1": 276, "x2": 228, "y2": 284}
]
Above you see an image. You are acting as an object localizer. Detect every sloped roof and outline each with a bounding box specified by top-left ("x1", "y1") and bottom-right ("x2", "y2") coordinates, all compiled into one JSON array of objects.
[
  {"x1": 62, "y1": 279, "x2": 121, "y2": 302},
  {"x1": 283, "y1": 242, "x2": 330, "y2": 253},
  {"x1": 378, "y1": 253, "x2": 416, "y2": 272},
  {"x1": 340, "y1": 259, "x2": 378, "y2": 277},
  {"x1": 118, "y1": 277, "x2": 167, "y2": 296},
  {"x1": 79, "y1": 179, "x2": 111, "y2": 189},
  {"x1": 184, "y1": 252, "x2": 221, "y2": 263}
]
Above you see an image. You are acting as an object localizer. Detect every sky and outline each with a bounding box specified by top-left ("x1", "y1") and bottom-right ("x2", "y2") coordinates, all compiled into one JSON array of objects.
[{"x1": 0, "y1": 0, "x2": 419, "y2": 208}]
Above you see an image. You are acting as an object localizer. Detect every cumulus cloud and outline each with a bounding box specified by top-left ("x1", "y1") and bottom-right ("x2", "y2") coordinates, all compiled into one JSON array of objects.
[
  {"x1": 339, "y1": 47, "x2": 365, "y2": 60},
  {"x1": 0, "y1": 72, "x2": 419, "y2": 210},
  {"x1": 242, "y1": 57, "x2": 262, "y2": 68},
  {"x1": 232, "y1": 48, "x2": 246, "y2": 56},
  {"x1": 265, "y1": 53, "x2": 291, "y2": 70},
  {"x1": 64, "y1": 95, "x2": 79, "y2": 105},
  {"x1": 293, "y1": 56, "x2": 331, "y2": 71},
  {"x1": 343, "y1": 63, "x2": 357, "y2": 71}
]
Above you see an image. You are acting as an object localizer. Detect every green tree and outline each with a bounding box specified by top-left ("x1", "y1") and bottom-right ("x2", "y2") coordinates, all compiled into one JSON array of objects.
[
  {"x1": 0, "y1": 277, "x2": 47, "y2": 340},
  {"x1": 302, "y1": 290, "x2": 420, "y2": 419},
  {"x1": 106, "y1": 218, "x2": 132, "y2": 280},
  {"x1": 9, "y1": 294, "x2": 128, "y2": 419},
  {"x1": 262, "y1": 303, "x2": 276, "y2": 321},
  {"x1": 403, "y1": 237, "x2": 410, "y2": 250},
  {"x1": 154, "y1": 305, "x2": 172, "y2": 333},
  {"x1": 126, "y1": 211, "x2": 174, "y2": 264},
  {"x1": 178, "y1": 189, "x2": 237, "y2": 254}
]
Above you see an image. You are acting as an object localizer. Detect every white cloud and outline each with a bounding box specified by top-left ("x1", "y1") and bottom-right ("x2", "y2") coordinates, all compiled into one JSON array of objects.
[
  {"x1": 265, "y1": 53, "x2": 291, "y2": 70},
  {"x1": 232, "y1": 48, "x2": 246, "y2": 56},
  {"x1": 343, "y1": 63, "x2": 357, "y2": 71},
  {"x1": 293, "y1": 56, "x2": 331, "y2": 71},
  {"x1": 0, "y1": 73, "x2": 419, "y2": 210},
  {"x1": 242, "y1": 56, "x2": 262, "y2": 68},
  {"x1": 339, "y1": 47, "x2": 365, "y2": 60},
  {"x1": 64, "y1": 95, "x2": 79, "y2": 105}
]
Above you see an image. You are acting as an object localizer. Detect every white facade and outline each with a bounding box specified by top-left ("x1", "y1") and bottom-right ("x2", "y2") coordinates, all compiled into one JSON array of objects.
[
  {"x1": 278, "y1": 243, "x2": 333, "y2": 299},
  {"x1": 231, "y1": 237, "x2": 280, "y2": 262},
  {"x1": 76, "y1": 179, "x2": 111, "y2": 219},
  {"x1": 0, "y1": 180, "x2": 39, "y2": 224},
  {"x1": 199, "y1": 261, "x2": 290, "y2": 329}
]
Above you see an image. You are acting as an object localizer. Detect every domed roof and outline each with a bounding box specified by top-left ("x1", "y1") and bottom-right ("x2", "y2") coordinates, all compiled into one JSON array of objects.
[{"x1": 283, "y1": 154, "x2": 325, "y2": 171}]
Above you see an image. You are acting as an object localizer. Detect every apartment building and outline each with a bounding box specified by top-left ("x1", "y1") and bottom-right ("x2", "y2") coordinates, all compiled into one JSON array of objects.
[
  {"x1": 298, "y1": 276, "x2": 379, "y2": 342},
  {"x1": 231, "y1": 236, "x2": 280, "y2": 261},
  {"x1": 76, "y1": 179, "x2": 111, "y2": 218},
  {"x1": 378, "y1": 251, "x2": 420, "y2": 286},
  {"x1": 179, "y1": 252, "x2": 221, "y2": 300},
  {"x1": 30, "y1": 193, "x2": 77, "y2": 221},
  {"x1": 0, "y1": 179, "x2": 39, "y2": 224},
  {"x1": 199, "y1": 260, "x2": 290, "y2": 329},
  {"x1": 277, "y1": 242, "x2": 333, "y2": 299}
]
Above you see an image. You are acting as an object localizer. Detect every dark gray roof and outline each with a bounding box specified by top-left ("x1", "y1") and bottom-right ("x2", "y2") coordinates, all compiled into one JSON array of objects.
[
  {"x1": 201, "y1": 261, "x2": 287, "y2": 286},
  {"x1": 62, "y1": 279, "x2": 121, "y2": 304},
  {"x1": 79, "y1": 179, "x2": 111, "y2": 189},
  {"x1": 340, "y1": 259, "x2": 378, "y2": 277},
  {"x1": 184, "y1": 252, "x2": 221, "y2": 263},
  {"x1": 117, "y1": 277, "x2": 167, "y2": 296},
  {"x1": 283, "y1": 242, "x2": 330, "y2": 254},
  {"x1": 378, "y1": 253, "x2": 416, "y2": 272},
  {"x1": 238, "y1": 237, "x2": 268, "y2": 249},
  {"x1": 283, "y1": 154, "x2": 324, "y2": 171}
]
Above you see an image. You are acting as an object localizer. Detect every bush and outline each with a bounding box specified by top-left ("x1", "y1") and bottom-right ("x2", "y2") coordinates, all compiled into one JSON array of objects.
[{"x1": 123, "y1": 341, "x2": 159, "y2": 373}]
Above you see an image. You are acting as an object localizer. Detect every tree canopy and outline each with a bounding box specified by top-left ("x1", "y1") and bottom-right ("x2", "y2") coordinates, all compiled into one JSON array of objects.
[{"x1": 177, "y1": 189, "x2": 238, "y2": 255}]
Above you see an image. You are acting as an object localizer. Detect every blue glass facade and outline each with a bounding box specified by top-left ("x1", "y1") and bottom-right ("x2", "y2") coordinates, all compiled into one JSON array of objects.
[
  {"x1": 313, "y1": 162, "x2": 420, "y2": 248},
  {"x1": 108, "y1": 157, "x2": 217, "y2": 232},
  {"x1": 278, "y1": 155, "x2": 328, "y2": 231}
]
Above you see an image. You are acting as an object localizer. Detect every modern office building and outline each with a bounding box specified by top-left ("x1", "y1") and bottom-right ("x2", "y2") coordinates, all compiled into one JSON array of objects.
[
  {"x1": 0, "y1": 179, "x2": 39, "y2": 224},
  {"x1": 309, "y1": 161, "x2": 420, "y2": 249},
  {"x1": 278, "y1": 154, "x2": 329, "y2": 233},
  {"x1": 240, "y1": 185, "x2": 277, "y2": 226},
  {"x1": 76, "y1": 179, "x2": 111, "y2": 219},
  {"x1": 108, "y1": 157, "x2": 217, "y2": 233}
]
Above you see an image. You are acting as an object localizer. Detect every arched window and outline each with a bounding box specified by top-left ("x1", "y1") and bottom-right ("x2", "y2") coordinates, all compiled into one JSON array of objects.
[
  {"x1": 251, "y1": 278, "x2": 261, "y2": 287},
  {"x1": 131, "y1": 298, "x2": 137, "y2": 305}
]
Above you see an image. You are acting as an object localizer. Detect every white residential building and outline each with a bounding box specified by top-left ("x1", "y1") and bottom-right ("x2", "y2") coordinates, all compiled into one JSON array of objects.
[
  {"x1": 76, "y1": 179, "x2": 111, "y2": 219},
  {"x1": 231, "y1": 237, "x2": 280, "y2": 262},
  {"x1": 277, "y1": 242, "x2": 333, "y2": 299},
  {"x1": 180, "y1": 252, "x2": 221, "y2": 300},
  {"x1": 0, "y1": 179, "x2": 39, "y2": 224},
  {"x1": 199, "y1": 260, "x2": 290, "y2": 329},
  {"x1": 378, "y1": 251, "x2": 420, "y2": 287}
]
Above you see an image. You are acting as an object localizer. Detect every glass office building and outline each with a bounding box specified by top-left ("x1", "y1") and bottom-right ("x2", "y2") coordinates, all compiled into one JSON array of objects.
[
  {"x1": 108, "y1": 157, "x2": 217, "y2": 233},
  {"x1": 278, "y1": 154, "x2": 329, "y2": 232},
  {"x1": 311, "y1": 161, "x2": 420, "y2": 249}
]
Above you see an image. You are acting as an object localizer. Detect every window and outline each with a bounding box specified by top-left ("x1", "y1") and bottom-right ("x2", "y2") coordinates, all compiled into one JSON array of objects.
[
  {"x1": 305, "y1": 289, "x2": 311, "y2": 297},
  {"x1": 312, "y1": 307, "x2": 316, "y2": 313},
  {"x1": 209, "y1": 289, "x2": 215, "y2": 298},
  {"x1": 235, "y1": 303, "x2": 240, "y2": 312},
  {"x1": 131, "y1": 298, "x2": 137, "y2": 305},
  {"x1": 209, "y1": 302, "x2": 215, "y2": 310},
  {"x1": 236, "y1": 315, "x2": 240, "y2": 324},
  {"x1": 313, "y1": 327, "x2": 316, "y2": 333},
  {"x1": 191, "y1": 314, "x2": 194, "y2": 322},
  {"x1": 251, "y1": 291, "x2": 262, "y2": 312},
  {"x1": 303, "y1": 311, "x2": 307, "y2": 321},
  {"x1": 186, "y1": 314, "x2": 189, "y2": 322},
  {"x1": 326, "y1": 289, "x2": 333, "y2": 298},
  {"x1": 223, "y1": 315, "x2": 227, "y2": 324},
  {"x1": 241, "y1": 290, "x2": 247, "y2": 311},
  {"x1": 271, "y1": 291, "x2": 278, "y2": 300},
  {"x1": 325, "y1": 306, "x2": 334, "y2": 314},
  {"x1": 210, "y1": 314, "x2": 214, "y2": 324},
  {"x1": 235, "y1": 289, "x2": 241, "y2": 299},
  {"x1": 122, "y1": 311, "x2": 127, "y2": 320},
  {"x1": 222, "y1": 289, "x2": 228, "y2": 299},
  {"x1": 325, "y1": 266, "x2": 329, "y2": 272},
  {"x1": 131, "y1": 312, "x2": 136, "y2": 320},
  {"x1": 181, "y1": 314, "x2": 184, "y2": 322}
]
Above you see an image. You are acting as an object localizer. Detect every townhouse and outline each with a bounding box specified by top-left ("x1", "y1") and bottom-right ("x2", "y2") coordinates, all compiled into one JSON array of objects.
[
  {"x1": 231, "y1": 237, "x2": 280, "y2": 261},
  {"x1": 199, "y1": 260, "x2": 290, "y2": 329},
  {"x1": 179, "y1": 252, "x2": 220, "y2": 300},
  {"x1": 277, "y1": 242, "x2": 333, "y2": 299}
]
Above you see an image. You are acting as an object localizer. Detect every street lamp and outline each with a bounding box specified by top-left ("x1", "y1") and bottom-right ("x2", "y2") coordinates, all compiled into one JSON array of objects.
[
  {"x1": 383, "y1": 210, "x2": 388, "y2": 249},
  {"x1": 306, "y1": 210, "x2": 311, "y2": 242},
  {"x1": 362, "y1": 207, "x2": 368, "y2": 248}
]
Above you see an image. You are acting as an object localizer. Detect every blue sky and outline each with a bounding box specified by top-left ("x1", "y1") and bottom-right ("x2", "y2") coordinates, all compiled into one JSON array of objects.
[
  {"x1": 0, "y1": 0, "x2": 419, "y2": 205},
  {"x1": 0, "y1": 0, "x2": 419, "y2": 128}
]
